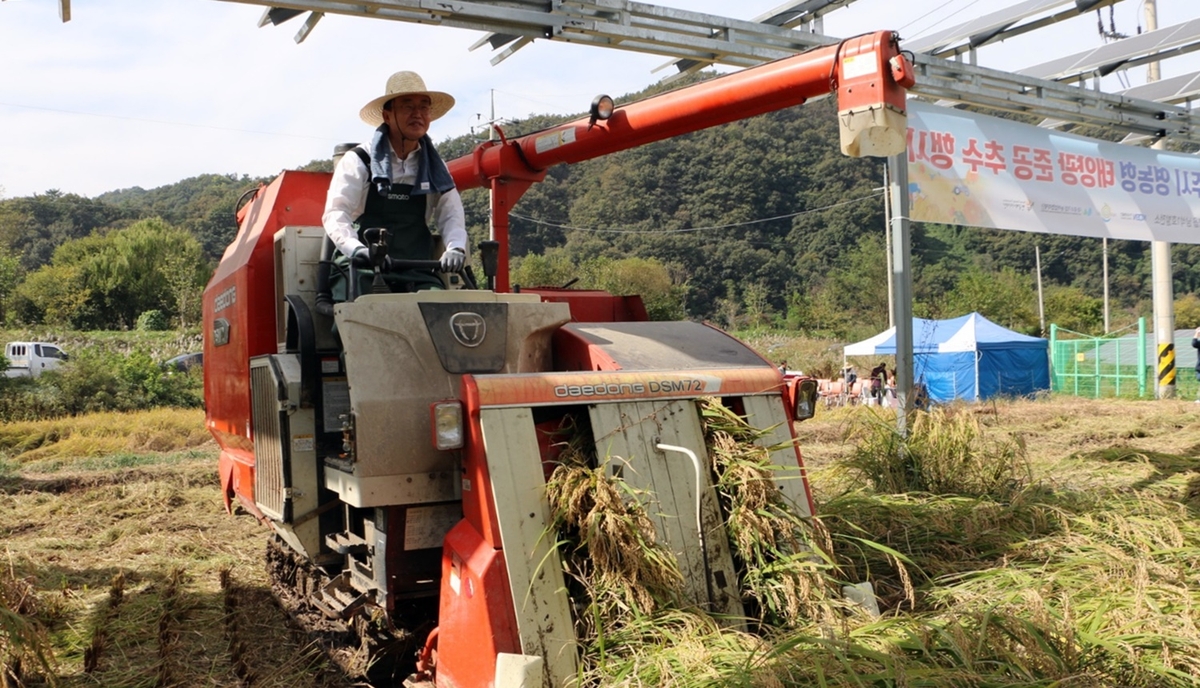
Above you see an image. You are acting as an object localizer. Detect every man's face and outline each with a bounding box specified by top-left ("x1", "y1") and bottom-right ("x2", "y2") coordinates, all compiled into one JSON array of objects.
[{"x1": 384, "y1": 94, "x2": 432, "y2": 141}]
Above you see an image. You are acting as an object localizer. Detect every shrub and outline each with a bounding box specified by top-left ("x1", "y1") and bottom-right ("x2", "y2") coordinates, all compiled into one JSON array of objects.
[
  {"x1": 0, "y1": 347, "x2": 201, "y2": 422},
  {"x1": 136, "y1": 309, "x2": 169, "y2": 331}
]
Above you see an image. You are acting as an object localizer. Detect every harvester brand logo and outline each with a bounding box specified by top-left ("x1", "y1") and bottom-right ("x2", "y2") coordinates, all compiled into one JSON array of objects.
[
  {"x1": 553, "y1": 376, "x2": 720, "y2": 399},
  {"x1": 449, "y1": 312, "x2": 486, "y2": 347},
  {"x1": 213, "y1": 285, "x2": 237, "y2": 313}
]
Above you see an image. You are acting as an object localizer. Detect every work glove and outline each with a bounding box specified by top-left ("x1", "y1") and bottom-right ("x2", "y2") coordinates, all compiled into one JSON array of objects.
[
  {"x1": 351, "y1": 246, "x2": 372, "y2": 269},
  {"x1": 440, "y1": 247, "x2": 466, "y2": 273}
]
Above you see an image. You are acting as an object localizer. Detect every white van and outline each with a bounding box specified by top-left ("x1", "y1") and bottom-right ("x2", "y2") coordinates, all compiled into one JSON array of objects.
[{"x1": 4, "y1": 342, "x2": 69, "y2": 378}]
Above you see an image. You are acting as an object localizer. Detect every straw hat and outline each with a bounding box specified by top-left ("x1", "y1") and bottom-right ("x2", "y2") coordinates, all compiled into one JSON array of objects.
[{"x1": 359, "y1": 71, "x2": 455, "y2": 127}]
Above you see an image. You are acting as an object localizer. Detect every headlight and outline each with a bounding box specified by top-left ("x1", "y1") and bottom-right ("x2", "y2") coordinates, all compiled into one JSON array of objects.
[{"x1": 431, "y1": 401, "x2": 464, "y2": 450}]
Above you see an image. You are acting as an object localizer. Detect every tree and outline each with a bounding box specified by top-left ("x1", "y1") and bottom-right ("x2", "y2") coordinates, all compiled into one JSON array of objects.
[
  {"x1": 940, "y1": 265, "x2": 1038, "y2": 334},
  {"x1": 14, "y1": 218, "x2": 209, "y2": 329},
  {"x1": 0, "y1": 248, "x2": 23, "y2": 324}
]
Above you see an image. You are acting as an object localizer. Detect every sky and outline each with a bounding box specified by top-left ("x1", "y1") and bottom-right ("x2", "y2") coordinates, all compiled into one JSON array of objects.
[{"x1": 1, "y1": 0, "x2": 1198, "y2": 199}]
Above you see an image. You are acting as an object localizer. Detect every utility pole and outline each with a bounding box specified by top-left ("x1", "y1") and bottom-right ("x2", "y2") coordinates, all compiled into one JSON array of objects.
[
  {"x1": 1145, "y1": 0, "x2": 1176, "y2": 398},
  {"x1": 1036, "y1": 245, "x2": 1046, "y2": 337},
  {"x1": 1103, "y1": 237, "x2": 1110, "y2": 333}
]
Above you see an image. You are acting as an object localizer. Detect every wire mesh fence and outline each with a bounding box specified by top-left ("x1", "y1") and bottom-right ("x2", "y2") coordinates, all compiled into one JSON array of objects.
[{"x1": 1050, "y1": 319, "x2": 1200, "y2": 400}]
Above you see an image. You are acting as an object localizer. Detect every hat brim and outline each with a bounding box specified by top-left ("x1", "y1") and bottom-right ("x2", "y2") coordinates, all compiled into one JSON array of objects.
[{"x1": 360, "y1": 91, "x2": 455, "y2": 127}]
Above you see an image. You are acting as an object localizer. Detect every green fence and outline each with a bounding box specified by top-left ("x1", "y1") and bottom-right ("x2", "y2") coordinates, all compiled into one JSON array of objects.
[{"x1": 1049, "y1": 319, "x2": 1149, "y2": 399}]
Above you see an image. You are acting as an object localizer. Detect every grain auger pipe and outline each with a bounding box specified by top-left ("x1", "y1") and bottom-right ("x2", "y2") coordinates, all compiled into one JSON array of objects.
[{"x1": 445, "y1": 30, "x2": 915, "y2": 292}]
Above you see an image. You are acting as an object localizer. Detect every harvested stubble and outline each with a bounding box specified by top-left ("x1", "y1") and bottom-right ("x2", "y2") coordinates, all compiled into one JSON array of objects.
[{"x1": 0, "y1": 410, "x2": 347, "y2": 687}]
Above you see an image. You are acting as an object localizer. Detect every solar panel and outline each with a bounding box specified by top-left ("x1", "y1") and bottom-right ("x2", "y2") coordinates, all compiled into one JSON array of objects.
[
  {"x1": 758, "y1": 0, "x2": 854, "y2": 27},
  {"x1": 1020, "y1": 17, "x2": 1200, "y2": 81},
  {"x1": 657, "y1": 0, "x2": 846, "y2": 77},
  {"x1": 906, "y1": 0, "x2": 1071, "y2": 54},
  {"x1": 1119, "y1": 71, "x2": 1200, "y2": 105}
]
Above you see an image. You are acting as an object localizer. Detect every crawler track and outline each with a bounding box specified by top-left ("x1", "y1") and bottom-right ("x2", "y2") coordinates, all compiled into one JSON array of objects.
[{"x1": 265, "y1": 538, "x2": 437, "y2": 686}]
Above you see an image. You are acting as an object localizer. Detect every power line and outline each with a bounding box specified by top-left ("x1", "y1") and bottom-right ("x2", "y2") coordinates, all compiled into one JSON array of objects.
[
  {"x1": 0, "y1": 101, "x2": 337, "y2": 142},
  {"x1": 901, "y1": 0, "x2": 967, "y2": 36},
  {"x1": 508, "y1": 192, "x2": 883, "y2": 234}
]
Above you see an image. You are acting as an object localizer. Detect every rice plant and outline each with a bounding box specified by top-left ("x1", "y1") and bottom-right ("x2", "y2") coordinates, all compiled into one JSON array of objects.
[
  {"x1": 698, "y1": 398, "x2": 848, "y2": 628},
  {"x1": 0, "y1": 568, "x2": 54, "y2": 687},
  {"x1": 843, "y1": 406, "x2": 1030, "y2": 498}
]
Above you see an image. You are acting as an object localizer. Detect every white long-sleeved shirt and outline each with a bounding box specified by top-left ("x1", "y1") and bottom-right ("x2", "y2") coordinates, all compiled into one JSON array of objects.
[{"x1": 322, "y1": 140, "x2": 467, "y2": 259}]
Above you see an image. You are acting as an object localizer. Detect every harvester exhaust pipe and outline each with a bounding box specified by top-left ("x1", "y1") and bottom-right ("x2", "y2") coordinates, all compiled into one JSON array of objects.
[{"x1": 478, "y1": 240, "x2": 500, "y2": 291}]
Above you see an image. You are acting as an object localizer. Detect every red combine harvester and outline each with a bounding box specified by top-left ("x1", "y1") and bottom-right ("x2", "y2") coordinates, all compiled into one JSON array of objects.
[{"x1": 202, "y1": 32, "x2": 913, "y2": 687}]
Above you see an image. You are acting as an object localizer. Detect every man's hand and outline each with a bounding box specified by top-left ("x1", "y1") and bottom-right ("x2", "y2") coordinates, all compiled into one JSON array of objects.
[
  {"x1": 351, "y1": 247, "x2": 372, "y2": 268},
  {"x1": 440, "y1": 247, "x2": 466, "y2": 273}
]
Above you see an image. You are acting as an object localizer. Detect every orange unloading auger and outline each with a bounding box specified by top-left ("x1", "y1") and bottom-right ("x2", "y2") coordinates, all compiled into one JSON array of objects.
[{"x1": 446, "y1": 30, "x2": 915, "y2": 292}]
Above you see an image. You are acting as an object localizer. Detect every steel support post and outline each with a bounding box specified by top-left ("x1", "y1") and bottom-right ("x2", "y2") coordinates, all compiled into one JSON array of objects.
[{"x1": 888, "y1": 152, "x2": 913, "y2": 435}]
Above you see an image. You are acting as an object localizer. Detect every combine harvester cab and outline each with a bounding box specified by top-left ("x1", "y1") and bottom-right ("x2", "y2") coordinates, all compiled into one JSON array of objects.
[{"x1": 201, "y1": 170, "x2": 820, "y2": 686}]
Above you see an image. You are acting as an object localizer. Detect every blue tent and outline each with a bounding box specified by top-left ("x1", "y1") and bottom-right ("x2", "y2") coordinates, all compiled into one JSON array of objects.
[{"x1": 843, "y1": 313, "x2": 1050, "y2": 403}]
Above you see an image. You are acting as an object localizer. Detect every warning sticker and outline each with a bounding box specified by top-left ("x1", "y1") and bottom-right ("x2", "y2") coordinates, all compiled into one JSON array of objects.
[
  {"x1": 404, "y1": 503, "x2": 463, "y2": 551},
  {"x1": 534, "y1": 126, "x2": 578, "y2": 155},
  {"x1": 292, "y1": 434, "x2": 314, "y2": 453},
  {"x1": 322, "y1": 378, "x2": 350, "y2": 433},
  {"x1": 841, "y1": 51, "x2": 878, "y2": 80}
]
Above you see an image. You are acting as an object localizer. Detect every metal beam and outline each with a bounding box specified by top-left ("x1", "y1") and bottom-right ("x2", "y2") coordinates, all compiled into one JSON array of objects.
[
  {"x1": 27, "y1": 0, "x2": 1200, "y2": 145},
  {"x1": 909, "y1": 51, "x2": 1196, "y2": 142}
]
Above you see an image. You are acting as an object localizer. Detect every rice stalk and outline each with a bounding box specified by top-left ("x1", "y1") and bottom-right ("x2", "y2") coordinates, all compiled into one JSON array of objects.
[
  {"x1": 698, "y1": 398, "x2": 846, "y2": 628},
  {"x1": 545, "y1": 441, "x2": 684, "y2": 634}
]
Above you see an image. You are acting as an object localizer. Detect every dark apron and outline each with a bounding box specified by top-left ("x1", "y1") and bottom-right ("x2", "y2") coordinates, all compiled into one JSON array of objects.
[{"x1": 331, "y1": 182, "x2": 442, "y2": 300}]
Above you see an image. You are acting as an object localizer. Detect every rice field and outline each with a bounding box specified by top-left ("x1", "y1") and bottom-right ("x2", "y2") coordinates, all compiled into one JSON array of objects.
[{"x1": 2, "y1": 397, "x2": 1200, "y2": 686}]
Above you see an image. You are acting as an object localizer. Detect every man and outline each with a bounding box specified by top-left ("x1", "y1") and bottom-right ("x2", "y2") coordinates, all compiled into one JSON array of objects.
[{"x1": 323, "y1": 71, "x2": 468, "y2": 296}]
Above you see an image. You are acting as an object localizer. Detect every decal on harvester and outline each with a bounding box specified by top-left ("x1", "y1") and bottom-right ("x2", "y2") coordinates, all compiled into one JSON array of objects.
[
  {"x1": 553, "y1": 376, "x2": 718, "y2": 399},
  {"x1": 841, "y1": 51, "x2": 878, "y2": 80},
  {"x1": 449, "y1": 312, "x2": 486, "y2": 348},
  {"x1": 472, "y1": 368, "x2": 783, "y2": 408},
  {"x1": 213, "y1": 285, "x2": 237, "y2": 313}
]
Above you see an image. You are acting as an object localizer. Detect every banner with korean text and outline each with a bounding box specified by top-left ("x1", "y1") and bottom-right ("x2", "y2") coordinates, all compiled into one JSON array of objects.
[{"x1": 907, "y1": 100, "x2": 1200, "y2": 244}]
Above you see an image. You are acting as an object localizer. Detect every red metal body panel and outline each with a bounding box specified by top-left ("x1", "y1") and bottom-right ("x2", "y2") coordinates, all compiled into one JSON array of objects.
[
  {"x1": 202, "y1": 171, "x2": 332, "y2": 512},
  {"x1": 519, "y1": 288, "x2": 648, "y2": 322},
  {"x1": 835, "y1": 31, "x2": 910, "y2": 114},
  {"x1": 436, "y1": 520, "x2": 521, "y2": 688},
  {"x1": 551, "y1": 326, "x2": 623, "y2": 372},
  {"x1": 458, "y1": 377, "x2": 504, "y2": 549}
]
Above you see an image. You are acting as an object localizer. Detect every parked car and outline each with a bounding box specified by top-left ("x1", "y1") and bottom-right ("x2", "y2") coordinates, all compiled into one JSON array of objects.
[
  {"x1": 4, "y1": 342, "x2": 69, "y2": 378},
  {"x1": 163, "y1": 352, "x2": 203, "y2": 373}
]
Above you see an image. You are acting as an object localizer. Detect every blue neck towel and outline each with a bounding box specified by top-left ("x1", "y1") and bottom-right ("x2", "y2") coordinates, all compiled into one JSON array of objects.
[{"x1": 367, "y1": 124, "x2": 455, "y2": 197}]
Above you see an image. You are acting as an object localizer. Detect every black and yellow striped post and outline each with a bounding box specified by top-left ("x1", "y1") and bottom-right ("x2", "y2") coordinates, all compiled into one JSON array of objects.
[{"x1": 1157, "y1": 342, "x2": 1176, "y2": 398}]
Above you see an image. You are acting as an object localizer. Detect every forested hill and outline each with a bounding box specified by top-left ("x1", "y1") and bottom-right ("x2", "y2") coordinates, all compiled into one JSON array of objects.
[{"x1": 1, "y1": 75, "x2": 1196, "y2": 339}]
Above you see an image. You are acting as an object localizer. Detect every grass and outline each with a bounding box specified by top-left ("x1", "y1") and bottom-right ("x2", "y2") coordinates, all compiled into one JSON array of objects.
[
  {"x1": 0, "y1": 408, "x2": 211, "y2": 467},
  {"x1": 4, "y1": 396, "x2": 1200, "y2": 686}
]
